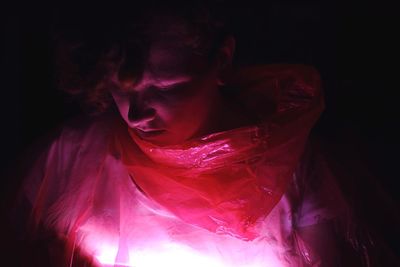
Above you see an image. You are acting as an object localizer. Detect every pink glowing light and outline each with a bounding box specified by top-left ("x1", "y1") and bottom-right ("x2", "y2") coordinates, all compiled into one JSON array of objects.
[
  {"x1": 91, "y1": 241, "x2": 283, "y2": 267},
  {"x1": 24, "y1": 65, "x2": 323, "y2": 267}
]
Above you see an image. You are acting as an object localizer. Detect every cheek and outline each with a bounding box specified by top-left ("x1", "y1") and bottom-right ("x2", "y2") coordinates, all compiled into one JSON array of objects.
[
  {"x1": 110, "y1": 92, "x2": 131, "y2": 122},
  {"x1": 156, "y1": 88, "x2": 216, "y2": 131},
  {"x1": 155, "y1": 100, "x2": 193, "y2": 126}
]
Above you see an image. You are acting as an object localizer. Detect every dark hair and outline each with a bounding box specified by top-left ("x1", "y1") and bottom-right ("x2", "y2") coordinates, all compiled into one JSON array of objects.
[{"x1": 54, "y1": 1, "x2": 231, "y2": 113}]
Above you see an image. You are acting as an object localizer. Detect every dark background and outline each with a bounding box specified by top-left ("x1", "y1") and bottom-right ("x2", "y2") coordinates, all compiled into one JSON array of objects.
[{"x1": 1, "y1": 0, "x2": 399, "y2": 260}]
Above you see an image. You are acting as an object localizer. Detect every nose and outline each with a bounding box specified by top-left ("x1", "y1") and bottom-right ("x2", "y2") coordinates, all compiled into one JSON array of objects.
[
  {"x1": 127, "y1": 98, "x2": 156, "y2": 128},
  {"x1": 118, "y1": 66, "x2": 158, "y2": 128}
]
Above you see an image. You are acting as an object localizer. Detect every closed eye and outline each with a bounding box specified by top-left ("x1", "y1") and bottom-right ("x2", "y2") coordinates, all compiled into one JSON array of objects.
[{"x1": 156, "y1": 82, "x2": 189, "y2": 91}]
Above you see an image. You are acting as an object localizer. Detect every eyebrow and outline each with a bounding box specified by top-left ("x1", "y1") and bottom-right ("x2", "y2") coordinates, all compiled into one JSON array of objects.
[
  {"x1": 154, "y1": 76, "x2": 193, "y2": 87},
  {"x1": 148, "y1": 61, "x2": 192, "y2": 76}
]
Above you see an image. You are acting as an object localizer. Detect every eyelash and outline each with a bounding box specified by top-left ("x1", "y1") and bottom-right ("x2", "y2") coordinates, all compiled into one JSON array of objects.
[
  {"x1": 110, "y1": 82, "x2": 187, "y2": 95},
  {"x1": 157, "y1": 83, "x2": 185, "y2": 92},
  {"x1": 157, "y1": 85, "x2": 174, "y2": 90}
]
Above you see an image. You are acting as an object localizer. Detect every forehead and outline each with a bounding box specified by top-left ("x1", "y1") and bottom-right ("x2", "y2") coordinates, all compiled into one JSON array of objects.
[{"x1": 146, "y1": 39, "x2": 209, "y2": 79}]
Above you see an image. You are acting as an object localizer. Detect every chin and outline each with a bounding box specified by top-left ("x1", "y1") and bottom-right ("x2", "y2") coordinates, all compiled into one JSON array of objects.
[{"x1": 138, "y1": 132, "x2": 180, "y2": 146}]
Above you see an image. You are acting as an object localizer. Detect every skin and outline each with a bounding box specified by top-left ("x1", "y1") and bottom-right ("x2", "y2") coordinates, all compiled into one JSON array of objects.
[
  {"x1": 110, "y1": 35, "x2": 237, "y2": 146},
  {"x1": 109, "y1": 28, "x2": 341, "y2": 264}
]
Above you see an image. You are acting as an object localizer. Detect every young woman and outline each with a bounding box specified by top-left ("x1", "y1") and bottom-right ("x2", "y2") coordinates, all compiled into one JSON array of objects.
[{"x1": 12, "y1": 2, "x2": 363, "y2": 266}]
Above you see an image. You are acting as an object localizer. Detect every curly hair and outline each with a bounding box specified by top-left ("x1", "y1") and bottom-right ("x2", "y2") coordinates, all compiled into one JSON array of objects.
[{"x1": 53, "y1": 1, "x2": 231, "y2": 113}]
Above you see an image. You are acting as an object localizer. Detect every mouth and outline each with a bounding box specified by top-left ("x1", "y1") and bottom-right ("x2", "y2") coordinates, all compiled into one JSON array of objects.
[{"x1": 135, "y1": 128, "x2": 166, "y2": 137}]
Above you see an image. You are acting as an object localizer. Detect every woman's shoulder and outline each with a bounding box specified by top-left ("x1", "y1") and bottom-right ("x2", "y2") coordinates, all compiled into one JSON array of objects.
[
  {"x1": 282, "y1": 134, "x2": 348, "y2": 228},
  {"x1": 20, "y1": 113, "x2": 118, "y2": 200},
  {"x1": 26, "y1": 112, "x2": 117, "y2": 165},
  {"x1": 57, "y1": 112, "x2": 117, "y2": 146}
]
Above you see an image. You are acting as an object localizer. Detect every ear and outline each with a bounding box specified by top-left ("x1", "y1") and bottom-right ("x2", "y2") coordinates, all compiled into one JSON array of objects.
[{"x1": 217, "y1": 35, "x2": 236, "y2": 70}]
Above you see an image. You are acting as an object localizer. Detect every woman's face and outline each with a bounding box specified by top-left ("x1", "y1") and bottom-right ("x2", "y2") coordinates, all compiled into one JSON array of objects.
[{"x1": 110, "y1": 39, "x2": 223, "y2": 146}]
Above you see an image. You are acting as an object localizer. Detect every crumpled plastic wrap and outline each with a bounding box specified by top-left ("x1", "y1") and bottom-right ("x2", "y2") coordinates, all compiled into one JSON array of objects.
[
  {"x1": 16, "y1": 64, "x2": 380, "y2": 267},
  {"x1": 111, "y1": 64, "x2": 324, "y2": 240}
]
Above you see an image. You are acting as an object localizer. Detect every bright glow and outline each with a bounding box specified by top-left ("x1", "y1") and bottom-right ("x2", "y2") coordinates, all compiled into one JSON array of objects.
[
  {"x1": 128, "y1": 243, "x2": 226, "y2": 267},
  {"x1": 94, "y1": 243, "x2": 119, "y2": 266},
  {"x1": 91, "y1": 240, "x2": 284, "y2": 267},
  {"x1": 93, "y1": 242, "x2": 226, "y2": 267}
]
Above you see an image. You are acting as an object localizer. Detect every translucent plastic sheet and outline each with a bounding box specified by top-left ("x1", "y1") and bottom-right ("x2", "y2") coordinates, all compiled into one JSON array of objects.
[
  {"x1": 110, "y1": 64, "x2": 324, "y2": 241},
  {"x1": 16, "y1": 65, "x2": 341, "y2": 266}
]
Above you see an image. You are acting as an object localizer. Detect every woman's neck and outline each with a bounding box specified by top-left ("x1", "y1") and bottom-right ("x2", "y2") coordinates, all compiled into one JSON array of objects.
[{"x1": 195, "y1": 90, "x2": 255, "y2": 138}]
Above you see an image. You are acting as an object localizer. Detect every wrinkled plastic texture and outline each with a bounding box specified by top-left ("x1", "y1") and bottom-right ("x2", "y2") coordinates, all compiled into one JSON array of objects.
[
  {"x1": 111, "y1": 64, "x2": 324, "y2": 240},
  {"x1": 19, "y1": 65, "x2": 334, "y2": 267}
]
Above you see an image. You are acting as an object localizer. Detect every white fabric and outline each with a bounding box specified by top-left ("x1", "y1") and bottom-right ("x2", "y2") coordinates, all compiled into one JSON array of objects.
[{"x1": 23, "y1": 115, "x2": 338, "y2": 267}]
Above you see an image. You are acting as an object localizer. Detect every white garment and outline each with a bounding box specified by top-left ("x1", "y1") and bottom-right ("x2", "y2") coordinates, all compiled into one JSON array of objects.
[{"x1": 22, "y1": 114, "x2": 340, "y2": 267}]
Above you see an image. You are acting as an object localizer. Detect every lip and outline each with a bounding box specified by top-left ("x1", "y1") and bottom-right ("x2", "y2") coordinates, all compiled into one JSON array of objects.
[{"x1": 135, "y1": 128, "x2": 166, "y2": 137}]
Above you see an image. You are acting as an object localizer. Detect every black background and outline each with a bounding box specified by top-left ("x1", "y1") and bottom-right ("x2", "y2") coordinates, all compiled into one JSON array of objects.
[{"x1": 1, "y1": 0, "x2": 399, "y2": 259}]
